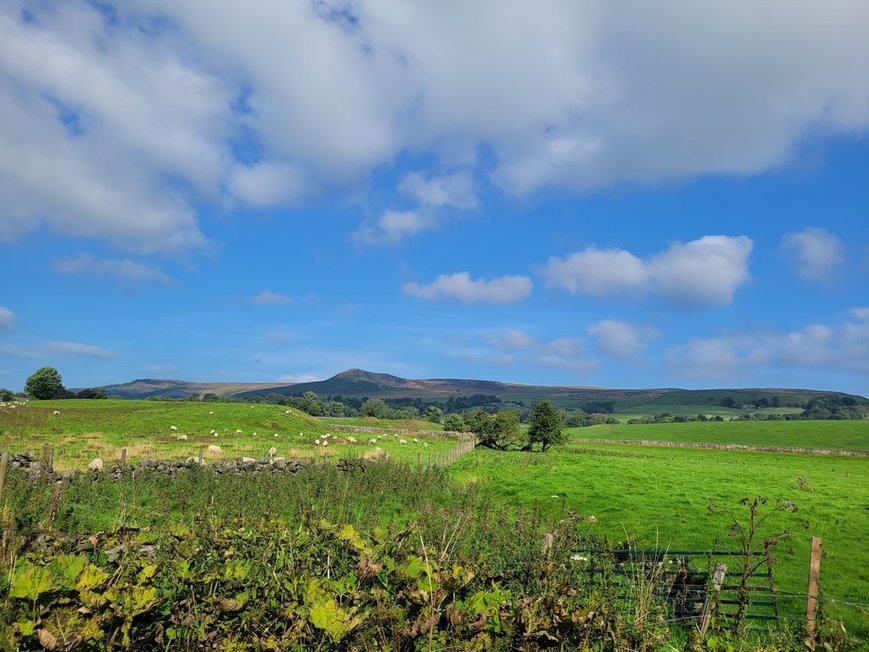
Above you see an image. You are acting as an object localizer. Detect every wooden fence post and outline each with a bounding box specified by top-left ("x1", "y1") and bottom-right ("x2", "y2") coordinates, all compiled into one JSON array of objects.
[
  {"x1": 699, "y1": 562, "x2": 727, "y2": 637},
  {"x1": 0, "y1": 451, "x2": 8, "y2": 505},
  {"x1": 120, "y1": 448, "x2": 127, "y2": 468},
  {"x1": 197, "y1": 448, "x2": 204, "y2": 465},
  {"x1": 806, "y1": 537, "x2": 822, "y2": 648}
]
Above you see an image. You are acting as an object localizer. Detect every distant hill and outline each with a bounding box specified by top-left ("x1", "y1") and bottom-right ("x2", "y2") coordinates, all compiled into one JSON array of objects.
[
  {"x1": 100, "y1": 369, "x2": 868, "y2": 413},
  {"x1": 100, "y1": 378, "x2": 286, "y2": 400}
]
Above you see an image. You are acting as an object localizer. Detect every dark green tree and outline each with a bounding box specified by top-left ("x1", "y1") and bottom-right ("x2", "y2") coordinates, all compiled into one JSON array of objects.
[
  {"x1": 422, "y1": 405, "x2": 444, "y2": 424},
  {"x1": 361, "y1": 398, "x2": 389, "y2": 418},
  {"x1": 442, "y1": 413, "x2": 465, "y2": 432},
  {"x1": 0, "y1": 387, "x2": 14, "y2": 402},
  {"x1": 24, "y1": 367, "x2": 65, "y2": 400},
  {"x1": 526, "y1": 399, "x2": 565, "y2": 452}
]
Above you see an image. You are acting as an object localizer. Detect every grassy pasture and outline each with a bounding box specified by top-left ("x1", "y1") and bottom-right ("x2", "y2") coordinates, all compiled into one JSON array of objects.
[
  {"x1": 571, "y1": 419, "x2": 869, "y2": 450},
  {"x1": 0, "y1": 400, "x2": 461, "y2": 469},
  {"x1": 449, "y1": 443, "x2": 869, "y2": 633},
  {"x1": 320, "y1": 416, "x2": 444, "y2": 431}
]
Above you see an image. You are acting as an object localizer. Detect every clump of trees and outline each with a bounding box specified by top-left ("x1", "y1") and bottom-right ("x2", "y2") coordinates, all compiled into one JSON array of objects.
[
  {"x1": 22, "y1": 367, "x2": 106, "y2": 400},
  {"x1": 463, "y1": 400, "x2": 566, "y2": 452}
]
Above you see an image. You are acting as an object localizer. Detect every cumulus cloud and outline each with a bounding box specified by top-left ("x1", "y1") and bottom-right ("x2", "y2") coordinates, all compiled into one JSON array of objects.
[
  {"x1": 2, "y1": 2, "x2": 868, "y2": 250},
  {"x1": 403, "y1": 272, "x2": 532, "y2": 304},
  {"x1": 355, "y1": 211, "x2": 434, "y2": 244},
  {"x1": 229, "y1": 163, "x2": 305, "y2": 208},
  {"x1": 487, "y1": 329, "x2": 537, "y2": 351},
  {"x1": 0, "y1": 306, "x2": 15, "y2": 332},
  {"x1": 587, "y1": 320, "x2": 657, "y2": 358},
  {"x1": 54, "y1": 253, "x2": 171, "y2": 283},
  {"x1": 0, "y1": 340, "x2": 114, "y2": 359},
  {"x1": 399, "y1": 171, "x2": 478, "y2": 210},
  {"x1": 542, "y1": 236, "x2": 752, "y2": 307},
  {"x1": 252, "y1": 289, "x2": 290, "y2": 305},
  {"x1": 665, "y1": 316, "x2": 868, "y2": 379},
  {"x1": 276, "y1": 373, "x2": 320, "y2": 384},
  {"x1": 782, "y1": 227, "x2": 846, "y2": 281}
]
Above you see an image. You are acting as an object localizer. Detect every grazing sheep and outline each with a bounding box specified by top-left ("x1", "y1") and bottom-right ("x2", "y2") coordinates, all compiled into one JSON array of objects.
[
  {"x1": 314, "y1": 439, "x2": 321, "y2": 446},
  {"x1": 268, "y1": 447, "x2": 277, "y2": 458},
  {"x1": 347, "y1": 436, "x2": 357, "y2": 443},
  {"x1": 208, "y1": 411, "x2": 214, "y2": 415},
  {"x1": 273, "y1": 433, "x2": 279, "y2": 438},
  {"x1": 369, "y1": 438, "x2": 377, "y2": 445},
  {"x1": 285, "y1": 410, "x2": 290, "y2": 414},
  {"x1": 236, "y1": 429, "x2": 243, "y2": 434},
  {"x1": 321, "y1": 440, "x2": 328, "y2": 447},
  {"x1": 207, "y1": 444, "x2": 223, "y2": 455},
  {"x1": 587, "y1": 516, "x2": 598, "y2": 524},
  {"x1": 413, "y1": 438, "x2": 418, "y2": 443},
  {"x1": 399, "y1": 439, "x2": 407, "y2": 445},
  {"x1": 53, "y1": 410, "x2": 61, "y2": 415},
  {"x1": 210, "y1": 430, "x2": 217, "y2": 435},
  {"x1": 170, "y1": 425, "x2": 178, "y2": 431},
  {"x1": 241, "y1": 457, "x2": 256, "y2": 463},
  {"x1": 176, "y1": 434, "x2": 188, "y2": 441},
  {"x1": 253, "y1": 432, "x2": 257, "y2": 436},
  {"x1": 423, "y1": 442, "x2": 429, "y2": 448},
  {"x1": 88, "y1": 458, "x2": 103, "y2": 471}
]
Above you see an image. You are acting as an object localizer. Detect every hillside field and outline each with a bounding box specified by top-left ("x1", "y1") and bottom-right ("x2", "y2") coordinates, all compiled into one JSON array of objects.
[
  {"x1": 0, "y1": 400, "x2": 462, "y2": 469},
  {"x1": 572, "y1": 419, "x2": 869, "y2": 450},
  {"x1": 2, "y1": 400, "x2": 868, "y2": 641}
]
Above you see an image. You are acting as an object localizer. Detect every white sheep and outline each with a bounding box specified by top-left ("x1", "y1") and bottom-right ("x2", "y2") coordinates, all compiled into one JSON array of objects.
[
  {"x1": 399, "y1": 439, "x2": 407, "y2": 445},
  {"x1": 321, "y1": 440, "x2": 328, "y2": 447},
  {"x1": 176, "y1": 434, "x2": 188, "y2": 441},
  {"x1": 413, "y1": 438, "x2": 418, "y2": 443},
  {"x1": 88, "y1": 458, "x2": 103, "y2": 471},
  {"x1": 369, "y1": 438, "x2": 378, "y2": 445},
  {"x1": 236, "y1": 429, "x2": 243, "y2": 434},
  {"x1": 314, "y1": 439, "x2": 321, "y2": 446},
  {"x1": 347, "y1": 436, "x2": 357, "y2": 443},
  {"x1": 53, "y1": 410, "x2": 61, "y2": 416},
  {"x1": 210, "y1": 430, "x2": 217, "y2": 435},
  {"x1": 268, "y1": 447, "x2": 277, "y2": 458},
  {"x1": 273, "y1": 433, "x2": 279, "y2": 438},
  {"x1": 252, "y1": 431, "x2": 257, "y2": 436},
  {"x1": 208, "y1": 411, "x2": 214, "y2": 415},
  {"x1": 241, "y1": 456, "x2": 256, "y2": 463},
  {"x1": 207, "y1": 444, "x2": 223, "y2": 454},
  {"x1": 170, "y1": 425, "x2": 178, "y2": 431},
  {"x1": 423, "y1": 442, "x2": 429, "y2": 449}
]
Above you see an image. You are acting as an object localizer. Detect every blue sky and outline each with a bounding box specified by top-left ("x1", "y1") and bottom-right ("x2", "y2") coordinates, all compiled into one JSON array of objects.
[{"x1": 0, "y1": 1, "x2": 867, "y2": 396}]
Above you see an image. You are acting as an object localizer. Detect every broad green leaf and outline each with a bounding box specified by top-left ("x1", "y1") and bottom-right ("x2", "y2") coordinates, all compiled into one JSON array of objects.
[
  {"x1": 76, "y1": 564, "x2": 109, "y2": 591},
  {"x1": 48, "y1": 555, "x2": 87, "y2": 589},
  {"x1": 17, "y1": 618, "x2": 35, "y2": 636},
  {"x1": 10, "y1": 564, "x2": 56, "y2": 601}
]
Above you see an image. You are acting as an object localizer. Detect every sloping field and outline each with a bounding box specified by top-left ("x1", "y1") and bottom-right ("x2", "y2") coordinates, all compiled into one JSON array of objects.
[
  {"x1": 0, "y1": 400, "x2": 460, "y2": 469},
  {"x1": 573, "y1": 419, "x2": 869, "y2": 450}
]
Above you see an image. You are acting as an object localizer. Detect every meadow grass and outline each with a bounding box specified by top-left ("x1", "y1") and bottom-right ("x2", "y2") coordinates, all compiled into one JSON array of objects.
[
  {"x1": 0, "y1": 400, "x2": 461, "y2": 469},
  {"x1": 449, "y1": 444, "x2": 869, "y2": 633},
  {"x1": 320, "y1": 415, "x2": 445, "y2": 431},
  {"x1": 571, "y1": 419, "x2": 869, "y2": 450}
]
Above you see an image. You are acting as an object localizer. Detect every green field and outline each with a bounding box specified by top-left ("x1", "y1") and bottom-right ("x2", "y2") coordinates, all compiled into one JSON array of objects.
[
  {"x1": 571, "y1": 419, "x2": 869, "y2": 450},
  {"x1": 3, "y1": 400, "x2": 867, "y2": 644},
  {"x1": 0, "y1": 400, "x2": 461, "y2": 469},
  {"x1": 320, "y1": 416, "x2": 445, "y2": 431}
]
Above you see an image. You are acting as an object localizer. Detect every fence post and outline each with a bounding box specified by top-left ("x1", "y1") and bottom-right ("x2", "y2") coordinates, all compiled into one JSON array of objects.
[
  {"x1": 120, "y1": 448, "x2": 127, "y2": 468},
  {"x1": 417, "y1": 451, "x2": 422, "y2": 468},
  {"x1": 0, "y1": 451, "x2": 8, "y2": 505},
  {"x1": 699, "y1": 562, "x2": 727, "y2": 637},
  {"x1": 806, "y1": 537, "x2": 822, "y2": 648},
  {"x1": 198, "y1": 448, "x2": 204, "y2": 465}
]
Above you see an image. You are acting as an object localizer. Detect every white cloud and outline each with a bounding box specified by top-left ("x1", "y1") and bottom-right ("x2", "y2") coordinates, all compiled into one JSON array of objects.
[
  {"x1": 252, "y1": 289, "x2": 290, "y2": 305},
  {"x1": 487, "y1": 329, "x2": 537, "y2": 351},
  {"x1": 229, "y1": 163, "x2": 305, "y2": 208},
  {"x1": 0, "y1": 306, "x2": 15, "y2": 332},
  {"x1": 542, "y1": 236, "x2": 752, "y2": 307},
  {"x1": 399, "y1": 171, "x2": 478, "y2": 210},
  {"x1": 850, "y1": 307, "x2": 869, "y2": 321},
  {"x1": 2, "y1": 2, "x2": 868, "y2": 249},
  {"x1": 665, "y1": 318, "x2": 867, "y2": 379},
  {"x1": 0, "y1": 340, "x2": 114, "y2": 359},
  {"x1": 355, "y1": 211, "x2": 434, "y2": 245},
  {"x1": 588, "y1": 320, "x2": 657, "y2": 358},
  {"x1": 782, "y1": 227, "x2": 846, "y2": 281},
  {"x1": 403, "y1": 272, "x2": 532, "y2": 304},
  {"x1": 54, "y1": 253, "x2": 171, "y2": 283}
]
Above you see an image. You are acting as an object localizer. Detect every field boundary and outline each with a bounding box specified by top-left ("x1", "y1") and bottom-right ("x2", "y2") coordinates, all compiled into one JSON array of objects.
[{"x1": 571, "y1": 438, "x2": 869, "y2": 456}]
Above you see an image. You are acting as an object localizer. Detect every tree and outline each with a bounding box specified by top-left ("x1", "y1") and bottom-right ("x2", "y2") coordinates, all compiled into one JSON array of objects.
[
  {"x1": 361, "y1": 398, "x2": 389, "y2": 418},
  {"x1": 422, "y1": 405, "x2": 444, "y2": 424},
  {"x1": 24, "y1": 367, "x2": 64, "y2": 400},
  {"x1": 442, "y1": 413, "x2": 465, "y2": 432},
  {"x1": 0, "y1": 388, "x2": 14, "y2": 402},
  {"x1": 526, "y1": 399, "x2": 565, "y2": 452},
  {"x1": 474, "y1": 410, "x2": 524, "y2": 451}
]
